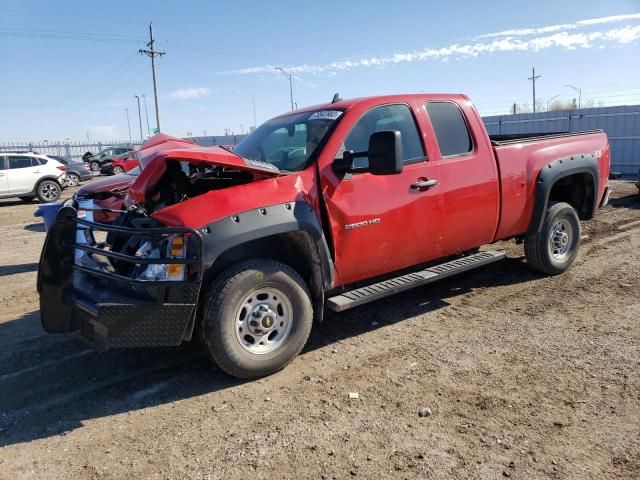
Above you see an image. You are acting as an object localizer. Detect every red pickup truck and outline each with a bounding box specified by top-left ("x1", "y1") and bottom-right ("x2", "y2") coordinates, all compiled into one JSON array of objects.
[{"x1": 39, "y1": 94, "x2": 611, "y2": 379}]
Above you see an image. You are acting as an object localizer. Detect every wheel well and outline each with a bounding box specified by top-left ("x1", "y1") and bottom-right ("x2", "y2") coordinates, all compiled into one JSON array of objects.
[
  {"x1": 548, "y1": 173, "x2": 595, "y2": 220},
  {"x1": 202, "y1": 231, "x2": 325, "y2": 318}
]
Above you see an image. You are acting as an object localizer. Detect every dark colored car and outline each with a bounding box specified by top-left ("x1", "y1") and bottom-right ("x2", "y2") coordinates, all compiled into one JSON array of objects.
[
  {"x1": 86, "y1": 147, "x2": 134, "y2": 172},
  {"x1": 47, "y1": 156, "x2": 93, "y2": 187}
]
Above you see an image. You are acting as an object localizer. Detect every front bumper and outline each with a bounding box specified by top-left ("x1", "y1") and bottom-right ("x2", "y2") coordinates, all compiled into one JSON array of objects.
[{"x1": 38, "y1": 201, "x2": 203, "y2": 351}]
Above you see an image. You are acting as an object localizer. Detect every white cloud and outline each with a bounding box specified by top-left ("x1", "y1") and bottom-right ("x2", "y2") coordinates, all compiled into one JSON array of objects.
[
  {"x1": 165, "y1": 87, "x2": 211, "y2": 100},
  {"x1": 220, "y1": 14, "x2": 640, "y2": 77},
  {"x1": 477, "y1": 12, "x2": 640, "y2": 38}
]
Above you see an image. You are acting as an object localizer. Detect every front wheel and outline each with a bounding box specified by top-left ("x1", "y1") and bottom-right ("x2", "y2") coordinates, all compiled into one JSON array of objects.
[
  {"x1": 89, "y1": 161, "x2": 100, "y2": 172},
  {"x1": 199, "y1": 259, "x2": 313, "y2": 379},
  {"x1": 524, "y1": 201, "x2": 581, "y2": 275},
  {"x1": 112, "y1": 165, "x2": 124, "y2": 175}
]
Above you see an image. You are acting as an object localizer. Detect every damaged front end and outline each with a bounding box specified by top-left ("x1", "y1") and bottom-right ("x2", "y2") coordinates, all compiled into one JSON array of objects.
[{"x1": 38, "y1": 199, "x2": 203, "y2": 351}]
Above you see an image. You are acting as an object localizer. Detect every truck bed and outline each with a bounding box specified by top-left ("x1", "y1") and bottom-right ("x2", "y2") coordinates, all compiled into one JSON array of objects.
[{"x1": 491, "y1": 129, "x2": 610, "y2": 242}]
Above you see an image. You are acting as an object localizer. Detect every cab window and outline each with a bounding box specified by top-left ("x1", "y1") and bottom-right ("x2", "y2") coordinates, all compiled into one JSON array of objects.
[
  {"x1": 425, "y1": 102, "x2": 473, "y2": 158},
  {"x1": 337, "y1": 104, "x2": 424, "y2": 168}
]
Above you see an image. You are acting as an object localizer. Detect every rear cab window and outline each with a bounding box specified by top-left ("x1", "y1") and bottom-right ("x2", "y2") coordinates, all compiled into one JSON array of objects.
[{"x1": 425, "y1": 102, "x2": 473, "y2": 158}]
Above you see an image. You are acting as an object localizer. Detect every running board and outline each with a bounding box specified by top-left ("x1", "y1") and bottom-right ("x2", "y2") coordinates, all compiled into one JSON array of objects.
[{"x1": 326, "y1": 251, "x2": 506, "y2": 312}]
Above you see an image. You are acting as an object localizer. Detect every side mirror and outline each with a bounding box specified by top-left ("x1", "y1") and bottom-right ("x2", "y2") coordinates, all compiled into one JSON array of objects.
[{"x1": 368, "y1": 130, "x2": 403, "y2": 175}]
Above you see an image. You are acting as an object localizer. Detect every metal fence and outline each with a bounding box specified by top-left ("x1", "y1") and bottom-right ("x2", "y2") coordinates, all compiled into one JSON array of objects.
[
  {"x1": 0, "y1": 140, "x2": 142, "y2": 162},
  {"x1": 0, "y1": 134, "x2": 249, "y2": 161},
  {"x1": 482, "y1": 104, "x2": 640, "y2": 175}
]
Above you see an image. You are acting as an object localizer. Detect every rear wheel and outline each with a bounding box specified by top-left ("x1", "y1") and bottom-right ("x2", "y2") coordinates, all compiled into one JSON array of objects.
[
  {"x1": 112, "y1": 165, "x2": 124, "y2": 175},
  {"x1": 65, "y1": 173, "x2": 80, "y2": 187},
  {"x1": 89, "y1": 161, "x2": 100, "y2": 172},
  {"x1": 199, "y1": 259, "x2": 313, "y2": 379},
  {"x1": 36, "y1": 180, "x2": 61, "y2": 203},
  {"x1": 524, "y1": 201, "x2": 580, "y2": 275}
]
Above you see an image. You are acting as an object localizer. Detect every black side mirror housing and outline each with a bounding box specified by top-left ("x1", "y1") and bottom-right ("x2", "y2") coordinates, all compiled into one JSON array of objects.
[{"x1": 368, "y1": 130, "x2": 403, "y2": 175}]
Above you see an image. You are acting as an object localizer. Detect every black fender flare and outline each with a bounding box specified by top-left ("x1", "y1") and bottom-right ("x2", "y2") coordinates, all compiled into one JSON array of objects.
[
  {"x1": 200, "y1": 201, "x2": 334, "y2": 290},
  {"x1": 529, "y1": 153, "x2": 599, "y2": 234}
]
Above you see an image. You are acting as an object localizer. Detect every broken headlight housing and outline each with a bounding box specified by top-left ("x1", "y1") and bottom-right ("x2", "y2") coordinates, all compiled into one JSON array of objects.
[{"x1": 133, "y1": 234, "x2": 186, "y2": 281}]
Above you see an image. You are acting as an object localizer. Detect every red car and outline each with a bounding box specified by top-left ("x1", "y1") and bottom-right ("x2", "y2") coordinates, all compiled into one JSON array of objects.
[
  {"x1": 99, "y1": 151, "x2": 139, "y2": 175},
  {"x1": 40, "y1": 94, "x2": 611, "y2": 379}
]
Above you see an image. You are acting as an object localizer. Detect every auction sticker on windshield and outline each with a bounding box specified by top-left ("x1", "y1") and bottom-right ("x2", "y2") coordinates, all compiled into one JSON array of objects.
[{"x1": 308, "y1": 110, "x2": 343, "y2": 121}]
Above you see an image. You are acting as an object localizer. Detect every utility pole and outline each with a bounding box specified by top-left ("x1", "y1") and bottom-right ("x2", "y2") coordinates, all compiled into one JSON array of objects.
[
  {"x1": 139, "y1": 24, "x2": 165, "y2": 132},
  {"x1": 275, "y1": 67, "x2": 294, "y2": 110},
  {"x1": 142, "y1": 94, "x2": 150, "y2": 136},
  {"x1": 134, "y1": 95, "x2": 143, "y2": 141},
  {"x1": 125, "y1": 108, "x2": 132, "y2": 144},
  {"x1": 528, "y1": 66, "x2": 541, "y2": 113}
]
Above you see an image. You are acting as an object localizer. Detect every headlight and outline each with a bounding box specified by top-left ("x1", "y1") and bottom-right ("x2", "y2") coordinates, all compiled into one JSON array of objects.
[{"x1": 134, "y1": 235, "x2": 186, "y2": 281}]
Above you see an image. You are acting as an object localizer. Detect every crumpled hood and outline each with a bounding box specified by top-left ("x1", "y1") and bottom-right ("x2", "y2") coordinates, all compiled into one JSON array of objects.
[{"x1": 127, "y1": 134, "x2": 280, "y2": 204}]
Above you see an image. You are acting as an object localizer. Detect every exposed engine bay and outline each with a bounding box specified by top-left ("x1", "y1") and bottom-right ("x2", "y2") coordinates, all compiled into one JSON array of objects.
[{"x1": 140, "y1": 160, "x2": 260, "y2": 214}]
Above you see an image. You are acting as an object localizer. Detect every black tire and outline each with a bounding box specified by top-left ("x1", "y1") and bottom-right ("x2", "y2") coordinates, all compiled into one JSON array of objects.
[
  {"x1": 199, "y1": 259, "x2": 313, "y2": 379},
  {"x1": 89, "y1": 161, "x2": 100, "y2": 172},
  {"x1": 113, "y1": 165, "x2": 124, "y2": 175},
  {"x1": 65, "y1": 173, "x2": 80, "y2": 187},
  {"x1": 524, "y1": 201, "x2": 581, "y2": 275},
  {"x1": 36, "y1": 180, "x2": 61, "y2": 203},
  {"x1": 18, "y1": 196, "x2": 35, "y2": 203}
]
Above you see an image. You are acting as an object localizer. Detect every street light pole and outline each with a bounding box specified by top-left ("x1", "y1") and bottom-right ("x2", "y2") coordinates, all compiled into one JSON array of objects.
[
  {"x1": 565, "y1": 84, "x2": 582, "y2": 109},
  {"x1": 134, "y1": 95, "x2": 143, "y2": 141},
  {"x1": 546, "y1": 95, "x2": 562, "y2": 111},
  {"x1": 275, "y1": 67, "x2": 294, "y2": 110},
  {"x1": 142, "y1": 94, "x2": 150, "y2": 136},
  {"x1": 125, "y1": 108, "x2": 132, "y2": 144}
]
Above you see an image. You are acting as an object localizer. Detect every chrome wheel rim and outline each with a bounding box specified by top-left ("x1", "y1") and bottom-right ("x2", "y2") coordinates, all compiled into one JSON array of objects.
[
  {"x1": 113, "y1": 167, "x2": 124, "y2": 174},
  {"x1": 90, "y1": 162, "x2": 99, "y2": 171},
  {"x1": 66, "y1": 174, "x2": 79, "y2": 187},
  {"x1": 41, "y1": 183, "x2": 59, "y2": 201},
  {"x1": 235, "y1": 287, "x2": 293, "y2": 355},
  {"x1": 549, "y1": 219, "x2": 573, "y2": 260}
]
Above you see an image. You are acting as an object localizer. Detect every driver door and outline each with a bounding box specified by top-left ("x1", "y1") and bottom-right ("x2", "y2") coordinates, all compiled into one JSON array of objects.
[{"x1": 323, "y1": 103, "x2": 445, "y2": 285}]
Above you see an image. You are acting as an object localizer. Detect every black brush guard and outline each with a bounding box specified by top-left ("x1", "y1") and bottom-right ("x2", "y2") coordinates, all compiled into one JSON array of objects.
[{"x1": 38, "y1": 202, "x2": 203, "y2": 351}]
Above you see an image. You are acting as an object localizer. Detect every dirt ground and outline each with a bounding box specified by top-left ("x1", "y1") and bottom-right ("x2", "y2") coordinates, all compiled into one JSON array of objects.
[{"x1": 0, "y1": 181, "x2": 638, "y2": 480}]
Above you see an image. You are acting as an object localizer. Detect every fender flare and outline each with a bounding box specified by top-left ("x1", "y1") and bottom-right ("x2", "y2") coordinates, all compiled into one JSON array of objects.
[
  {"x1": 529, "y1": 153, "x2": 599, "y2": 234},
  {"x1": 200, "y1": 201, "x2": 334, "y2": 289}
]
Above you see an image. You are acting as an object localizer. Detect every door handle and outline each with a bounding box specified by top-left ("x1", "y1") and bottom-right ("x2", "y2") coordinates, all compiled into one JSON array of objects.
[{"x1": 410, "y1": 179, "x2": 438, "y2": 190}]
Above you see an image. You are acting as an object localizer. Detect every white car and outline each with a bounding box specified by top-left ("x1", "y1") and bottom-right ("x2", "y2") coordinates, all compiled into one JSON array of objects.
[{"x1": 0, "y1": 152, "x2": 66, "y2": 203}]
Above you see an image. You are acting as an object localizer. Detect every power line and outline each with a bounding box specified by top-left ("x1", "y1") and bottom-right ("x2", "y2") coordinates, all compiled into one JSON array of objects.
[{"x1": 0, "y1": 53, "x2": 143, "y2": 107}]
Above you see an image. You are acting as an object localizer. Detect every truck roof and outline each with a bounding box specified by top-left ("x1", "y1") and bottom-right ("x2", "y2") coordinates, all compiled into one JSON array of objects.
[{"x1": 275, "y1": 93, "x2": 473, "y2": 117}]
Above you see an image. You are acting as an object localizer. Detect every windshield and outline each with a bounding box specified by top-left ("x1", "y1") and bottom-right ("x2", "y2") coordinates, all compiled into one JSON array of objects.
[{"x1": 232, "y1": 109, "x2": 344, "y2": 171}]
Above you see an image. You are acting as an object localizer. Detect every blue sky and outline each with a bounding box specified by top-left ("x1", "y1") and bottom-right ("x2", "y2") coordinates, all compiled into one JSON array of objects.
[{"x1": 1, "y1": 0, "x2": 639, "y2": 142}]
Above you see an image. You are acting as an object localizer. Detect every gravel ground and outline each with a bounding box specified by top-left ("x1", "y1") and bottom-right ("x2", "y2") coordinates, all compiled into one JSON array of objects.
[{"x1": 0, "y1": 181, "x2": 638, "y2": 479}]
